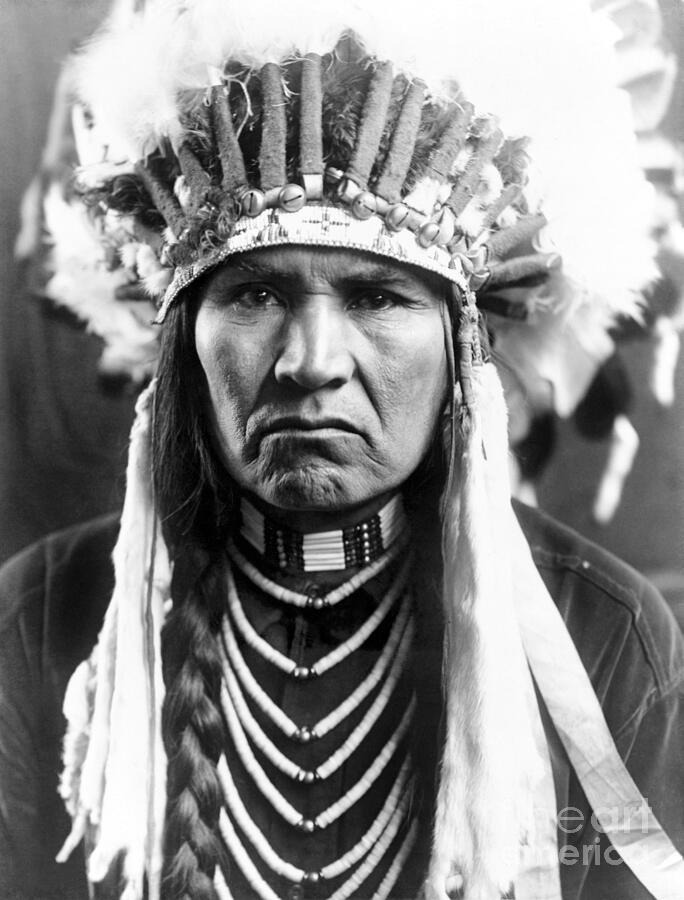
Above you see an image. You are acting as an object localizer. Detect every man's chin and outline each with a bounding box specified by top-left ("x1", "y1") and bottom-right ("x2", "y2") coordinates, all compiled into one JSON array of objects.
[{"x1": 256, "y1": 463, "x2": 350, "y2": 510}]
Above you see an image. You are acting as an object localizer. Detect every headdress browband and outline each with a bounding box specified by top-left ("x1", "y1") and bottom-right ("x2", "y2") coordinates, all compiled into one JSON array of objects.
[{"x1": 86, "y1": 37, "x2": 557, "y2": 324}]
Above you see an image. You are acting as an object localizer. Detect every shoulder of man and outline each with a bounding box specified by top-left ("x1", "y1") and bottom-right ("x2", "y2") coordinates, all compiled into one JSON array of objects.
[
  {"x1": 0, "y1": 514, "x2": 119, "y2": 694},
  {"x1": 0, "y1": 515, "x2": 118, "y2": 897},
  {"x1": 514, "y1": 499, "x2": 684, "y2": 740},
  {"x1": 513, "y1": 503, "x2": 684, "y2": 894}
]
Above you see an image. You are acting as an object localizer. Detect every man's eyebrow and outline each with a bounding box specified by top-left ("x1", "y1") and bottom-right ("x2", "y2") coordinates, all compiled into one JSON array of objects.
[
  {"x1": 218, "y1": 257, "x2": 305, "y2": 286},
  {"x1": 340, "y1": 264, "x2": 419, "y2": 285},
  {"x1": 337, "y1": 263, "x2": 445, "y2": 297},
  {"x1": 224, "y1": 257, "x2": 277, "y2": 277}
]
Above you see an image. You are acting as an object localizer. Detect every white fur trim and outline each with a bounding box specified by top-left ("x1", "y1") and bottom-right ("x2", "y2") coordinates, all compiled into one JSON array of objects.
[
  {"x1": 58, "y1": 383, "x2": 171, "y2": 900},
  {"x1": 59, "y1": 659, "x2": 96, "y2": 819},
  {"x1": 135, "y1": 244, "x2": 174, "y2": 297},
  {"x1": 426, "y1": 363, "x2": 542, "y2": 899}
]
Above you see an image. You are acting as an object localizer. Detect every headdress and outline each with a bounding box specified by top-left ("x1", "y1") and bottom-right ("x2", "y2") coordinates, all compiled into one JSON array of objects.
[
  {"x1": 46, "y1": 1, "x2": 684, "y2": 899},
  {"x1": 33, "y1": 0, "x2": 656, "y2": 362}
]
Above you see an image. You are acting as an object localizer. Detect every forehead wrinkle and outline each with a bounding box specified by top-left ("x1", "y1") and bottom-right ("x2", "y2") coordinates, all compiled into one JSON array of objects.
[{"x1": 227, "y1": 248, "x2": 443, "y2": 295}]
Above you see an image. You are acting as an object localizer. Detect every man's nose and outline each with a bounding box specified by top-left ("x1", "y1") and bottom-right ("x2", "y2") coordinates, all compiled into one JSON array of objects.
[{"x1": 274, "y1": 299, "x2": 355, "y2": 390}]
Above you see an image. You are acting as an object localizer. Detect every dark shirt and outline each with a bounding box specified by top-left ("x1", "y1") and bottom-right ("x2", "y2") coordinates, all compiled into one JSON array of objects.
[{"x1": 0, "y1": 503, "x2": 682, "y2": 900}]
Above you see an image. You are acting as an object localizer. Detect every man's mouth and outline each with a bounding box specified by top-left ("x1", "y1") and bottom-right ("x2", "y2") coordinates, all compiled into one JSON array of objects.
[{"x1": 263, "y1": 416, "x2": 360, "y2": 436}]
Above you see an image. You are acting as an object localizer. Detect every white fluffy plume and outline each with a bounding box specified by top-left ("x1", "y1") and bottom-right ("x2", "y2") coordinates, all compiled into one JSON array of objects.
[
  {"x1": 42, "y1": 184, "x2": 160, "y2": 384},
  {"x1": 76, "y1": 0, "x2": 654, "y2": 323}
]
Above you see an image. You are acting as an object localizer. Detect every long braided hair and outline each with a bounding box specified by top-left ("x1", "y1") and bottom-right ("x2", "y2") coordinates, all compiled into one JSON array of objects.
[{"x1": 153, "y1": 296, "x2": 234, "y2": 899}]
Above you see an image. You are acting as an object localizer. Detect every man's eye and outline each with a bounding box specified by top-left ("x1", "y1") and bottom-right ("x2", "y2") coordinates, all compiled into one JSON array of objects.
[
  {"x1": 229, "y1": 287, "x2": 281, "y2": 309},
  {"x1": 349, "y1": 291, "x2": 400, "y2": 311}
]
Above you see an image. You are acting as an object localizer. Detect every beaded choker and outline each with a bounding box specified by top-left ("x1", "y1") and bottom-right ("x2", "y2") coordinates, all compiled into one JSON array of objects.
[{"x1": 239, "y1": 495, "x2": 408, "y2": 572}]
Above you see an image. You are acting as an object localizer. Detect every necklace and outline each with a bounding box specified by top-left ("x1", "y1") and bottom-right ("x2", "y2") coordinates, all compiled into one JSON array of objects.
[
  {"x1": 221, "y1": 668, "x2": 415, "y2": 831},
  {"x1": 219, "y1": 604, "x2": 415, "y2": 776},
  {"x1": 218, "y1": 753, "x2": 414, "y2": 883},
  {"x1": 226, "y1": 552, "x2": 412, "y2": 678},
  {"x1": 239, "y1": 494, "x2": 408, "y2": 572},
  {"x1": 215, "y1": 540, "x2": 419, "y2": 899},
  {"x1": 216, "y1": 804, "x2": 419, "y2": 900},
  {"x1": 227, "y1": 526, "x2": 407, "y2": 610}
]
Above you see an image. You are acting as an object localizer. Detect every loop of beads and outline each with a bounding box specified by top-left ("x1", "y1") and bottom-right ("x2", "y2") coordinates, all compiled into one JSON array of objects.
[
  {"x1": 226, "y1": 552, "x2": 413, "y2": 678},
  {"x1": 216, "y1": 532, "x2": 418, "y2": 899}
]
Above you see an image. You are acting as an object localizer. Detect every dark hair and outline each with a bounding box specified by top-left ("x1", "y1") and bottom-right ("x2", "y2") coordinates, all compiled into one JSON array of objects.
[
  {"x1": 152, "y1": 289, "x2": 237, "y2": 555},
  {"x1": 160, "y1": 550, "x2": 227, "y2": 900},
  {"x1": 153, "y1": 289, "x2": 233, "y2": 899}
]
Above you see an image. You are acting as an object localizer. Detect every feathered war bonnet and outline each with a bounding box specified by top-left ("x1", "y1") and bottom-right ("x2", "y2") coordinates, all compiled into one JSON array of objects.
[{"x1": 55, "y1": 1, "x2": 684, "y2": 899}]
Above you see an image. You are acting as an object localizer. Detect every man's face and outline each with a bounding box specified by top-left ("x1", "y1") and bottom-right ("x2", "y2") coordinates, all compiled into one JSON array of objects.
[{"x1": 194, "y1": 246, "x2": 448, "y2": 514}]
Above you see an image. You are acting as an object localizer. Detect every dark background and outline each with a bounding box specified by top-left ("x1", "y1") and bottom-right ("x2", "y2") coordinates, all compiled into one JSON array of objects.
[{"x1": 0, "y1": 0, "x2": 682, "y2": 614}]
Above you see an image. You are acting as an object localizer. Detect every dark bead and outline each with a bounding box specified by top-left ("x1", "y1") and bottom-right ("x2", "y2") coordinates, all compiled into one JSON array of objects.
[
  {"x1": 305, "y1": 586, "x2": 320, "y2": 608},
  {"x1": 296, "y1": 770, "x2": 316, "y2": 784}
]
